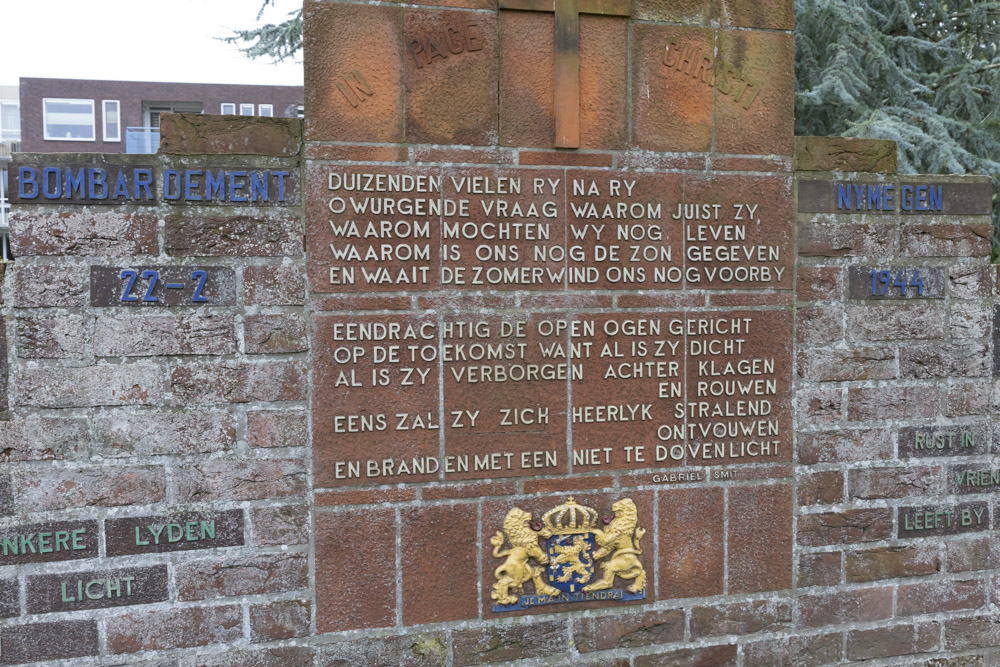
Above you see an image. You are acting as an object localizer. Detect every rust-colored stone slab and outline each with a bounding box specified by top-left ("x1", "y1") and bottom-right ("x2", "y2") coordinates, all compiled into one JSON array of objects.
[
  {"x1": 306, "y1": 164, "x2": 442, "y2": 293},
  {"x1": 159, "y1": 114, "x2": 302, "y2": 157},
  {"x1": 303, "y1": 2, "x2": 404, "y2": 142},
  {"x1": 566, "y1": 171, "x2": 683, "y2": 290},
  {"x1": 312, "y1": 314, "x2": 440, "y2": 487},
  {"x1": 316, "y1": 508, "x2": 396, "y2": 632},
  {"x1": 683, "y1": 310, "x2": 793, "y2": 466},
  {"x1": 632, "y1": 24, "x2": 713, "y2": 152},
  {"x1": 658, "y1": 487, "x2": 724, "y2": 599},
  {"x1": 571, "y1": 313, "x2": 684, "y2": 471},
  {"x1": 683, "y1": 174, "x2": 793, "y2": 290},
  {"x1": 500, "y1": 13, "x2": 627, "y2": 149},
  {"x1": 440, "y1": 167, "x2": 566, "y2": 291},
  {"x1": 443, "y1": 313, "x2": 569, "y2": 479},
  {"x1": 714, "y1": 29, "x2": 793, "y2": 155},
  {"x1": 404, "y1": 10, "x2": 498, "y2": 144}
]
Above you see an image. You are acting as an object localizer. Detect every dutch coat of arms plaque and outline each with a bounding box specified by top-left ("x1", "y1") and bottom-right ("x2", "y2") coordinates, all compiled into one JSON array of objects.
[{"x1": 490, "y1": 497, "x2": 647, "y2": 612}]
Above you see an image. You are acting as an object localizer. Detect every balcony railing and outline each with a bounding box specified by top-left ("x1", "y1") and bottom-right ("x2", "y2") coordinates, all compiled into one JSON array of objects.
[
  {"x1": 0, "y1": 141, "x2": 19, "y2": 160},
  {"x1": 126, "y1": 127, "x2": 160, "y2": 154}
]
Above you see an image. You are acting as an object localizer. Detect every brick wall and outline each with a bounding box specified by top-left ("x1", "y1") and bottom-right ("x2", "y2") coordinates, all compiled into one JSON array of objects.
[{"x1": 0, "y1": 49, "x2": 998, "y2": 667}]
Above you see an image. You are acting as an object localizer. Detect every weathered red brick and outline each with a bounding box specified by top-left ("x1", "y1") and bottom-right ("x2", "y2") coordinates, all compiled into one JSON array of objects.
[
  {"x1": 249, "y1": 600, "x2": 311, "y2": 642},
  {"x1": 9, "y1": 262, "x2": 89, "y2": 307},
  {"x1": 574, "y1": 608, "x2": 684, "y2": 652},
  {"x1": 950, "y1": 266, "x2": 994, "y2": 299},
  {"x1": 247, "y1": 410, "x2": 308, "y2": 449},
  {"x1": 94, "y1": 411, "x2": 236, "y2": 456},
  {"x1": 797, "y1": 266, "x2": 843, "y2": 302},
  {"x1": 179, "y1": 646, "x2": 315, "y2": 667},
  {"x1": 798, "y1": 428, "x2": 892, "y2": 464},
  {"x1": 16, "y1": 466, "x2": 165, "y2": 512},
  {"x1": 798, "y1": 587, "x2": 893, "y2": 628},
  {"x1": 10, "y1": 209, "x2": 158, "y2": 256},
  {"x1": 900, "y1": 342, "x2": 990, "y2": 379},
  {"x1": 94, "y1": 313, "x2": 236, "y2": 356},
  {"x1": 798, "y1": 551, "x2": 841, "y2": 588},
  {"x1": 171, "y1": 361, "x2": 307, "y2": 404},
  {"x1": 946, "y1": 535, "x2": 1000, "y2": 572},
  {"x1": 795, "y1": 388, "x2": 843, "y2": 428},
  {"x1": 897, "y1": 578, "x2": 987, "y2": 616},
  {"x1": 845, "y1": 545, "x2": 941, "y2": 582},
  {"x1": 453, "y1": 620, "x2": 568, "y2": 666},
  {"x1": 798, "y1": 509, "x2": 894, "y2": 546},
  {"x1": 798, "y1": 470, "x2": 844, "y2": 505},
  {"x1": 173, "y1": 459, "x2": 307, "y2": 502},
  {"x1": 796, "y1": 305, "x2": 844, "y2": 344},
  {"x1": 795, "y1": 136, "x2": 897, "y2": 172},
  {"x1": 242, "y1": 264, "x2": 306, "y2": 305},
  {"x1": 944, "y1": 614, "x2": 1000, "y2": 650},
  {"x1": 846, "y1": 622, "x2": 940, "y2": 660},
  {"x1": 244, "y1": 313, "x2": 309, "y2": 354},
  {"x1": 690, "y1": 599, "x2": 792, "y2": 638},
  {"x1": 316, "y1": 634, "x2": 449, "y2": 666},
  {"x1": 250, "y1": 504, "x2": 310, "y2": 546},
  {"x1": 518, "y1": 151, "x2": 613, "y2": 167},
  {"x1": 414, "y1": 146, "x2": 516, "y2": 164},
  {"x1": 0, "y1": 621, "x2": 99, "y2": 663},
  {"x1": 176, "y1": 552, "x2": 308, "y2": 600},
  {"x1": 16, "y1": 313, "x2": 87, "y2": 359},
  {"x1": 311, "y1": 294, "x2": 412, "y2": 311},
  {"x1": 708, "y1": 292, "x2": 793, "y2": 307},
  {"x1": 849, "y1": 465, "x2": 943, "y2": 499},
  {"x1": 846, "y1": 304, "x2": 946, "y2": 341},
  {"x1": 0, "y1": 416, "x2": 90, "y2": 462},
  {"x1": 848, "y1": 385, "x2": 944, "y2": 422},
  {"x1": 164, "y1": 211, "x2": 302, "y2": 257},
  {"x1": 0, "y1": 577, "x2": 17, "y2": 618},
  {"x1": 634, "y1": 644, "x2": 737, "y2": 667},
  {"x1": 106, "y1": 605, "x2": 242, "y2": 653},
  {"x1": 742, "y1": 632, "x2": 842, "y2": 666},
  {"x1": 798, "y1": 221, "x2": 895, "y2": 258},
  {"x1": 15, "y1": 363, "x2": 165, "y2": 408},
  {"x1": 900, "y1": 222, "x2": 992, "y2": 257},
  {"x1": 797, "y1": 347, "x2": 895, "y2": 382}
]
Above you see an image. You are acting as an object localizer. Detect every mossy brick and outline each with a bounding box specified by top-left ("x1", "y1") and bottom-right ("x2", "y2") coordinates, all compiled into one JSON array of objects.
[
  {"x1": 795, "y1": 136, "x2": 898, "y2": 173},
  {"x1": 159, "y1": 113, "x2": 302, "y2": 156}
]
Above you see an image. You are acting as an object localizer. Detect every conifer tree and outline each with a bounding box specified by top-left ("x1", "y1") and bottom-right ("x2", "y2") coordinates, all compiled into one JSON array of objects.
[
  {"x1": 223, "y1": 0, "x2": 302, "y2": 63},
  {"x1": 796, "y1": 0, "x2": 1000, "y2": 253}
]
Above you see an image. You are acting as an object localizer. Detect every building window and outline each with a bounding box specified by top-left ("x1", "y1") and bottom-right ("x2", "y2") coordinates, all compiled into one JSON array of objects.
[
  {"x1": 103, "y1": 100, "x2": 121, "y2": 142},
  {"x1": 258, "y1": 104, "x2": 273, "y2": 117},
  {"x1": 221, "y1": 103, "x2": 235, "y2": 115},
  {"x1": 0, "y1": 100, "x2": 19, "y2": 141},
  {"x1": 239, "y1": 103, "x2": 254, "y2": 116},
  {"x1": 43, "y1": 98, "x2": 95, "y2": 141}
]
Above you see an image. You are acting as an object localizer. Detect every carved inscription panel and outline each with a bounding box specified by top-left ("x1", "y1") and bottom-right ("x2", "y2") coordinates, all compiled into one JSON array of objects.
[
  {"x1": 307, "y1": 164, "x2": 793, "y2": 486},
  {"x1": 306, "y1": 166, "x2": 792, "y2": 292}
]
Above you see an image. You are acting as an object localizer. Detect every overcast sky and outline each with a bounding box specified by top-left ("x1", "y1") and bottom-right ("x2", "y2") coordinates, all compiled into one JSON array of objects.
[{"x1": 2, "y1": 0, "x2": 303, "y2": 88}]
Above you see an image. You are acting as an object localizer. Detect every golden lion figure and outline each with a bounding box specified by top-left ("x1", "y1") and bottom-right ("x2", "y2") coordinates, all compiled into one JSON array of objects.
[
  {"x1": 551, "y1": 535, "x2": 594, "y2": 584},
  {"x1": 582, "y1": 498, "x2": 647, "y2": 593},
  {"x1": 490, "y1": 508, "x2": 560, "y2": 605}
]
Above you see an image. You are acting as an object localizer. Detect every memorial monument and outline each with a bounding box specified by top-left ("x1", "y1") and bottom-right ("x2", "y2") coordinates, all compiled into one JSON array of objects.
[{"x1": 0, "y1": 0, "x2": 997, "y2": 664}]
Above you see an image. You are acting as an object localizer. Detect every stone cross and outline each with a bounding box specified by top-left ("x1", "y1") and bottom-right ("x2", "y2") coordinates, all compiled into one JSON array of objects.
[{"x1": 499, "y1": 0, "x2": 631, "y2": 148}]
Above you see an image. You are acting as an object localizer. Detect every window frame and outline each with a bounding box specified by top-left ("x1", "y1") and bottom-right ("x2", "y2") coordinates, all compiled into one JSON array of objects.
[
  {"x1": 43, "y1": 97, "x2": 96, "y2": 142},
  {"x1": 258, "y1": 104, "x2": 273, "y2": 117},
  {"x1": 221, "y1": 102, "x2": 236, "y2": 115},
  {"x1": 0, "y1": 99, "x2": 20, "y2": 141},
  {"x1": 239, "y1": 103, "x2": 254, "y2": 116},
  {"x1": 102, "y1": 99, "x2": 121, "y2": 142}
]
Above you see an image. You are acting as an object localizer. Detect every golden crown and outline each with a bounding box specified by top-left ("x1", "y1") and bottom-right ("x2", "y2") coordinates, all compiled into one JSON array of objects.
[{"x1": 541, "y1": 497, "x2": 599, "y2": 536}]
